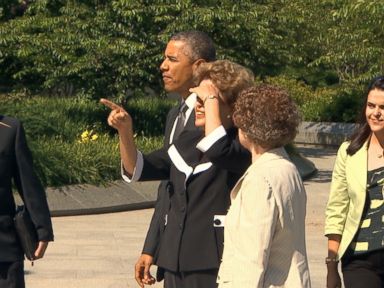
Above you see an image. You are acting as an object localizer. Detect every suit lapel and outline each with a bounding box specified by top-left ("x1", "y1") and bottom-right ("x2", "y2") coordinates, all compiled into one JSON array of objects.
[
  {"x1": 164, "y1": 106, "x2": 180, "y2": 146},
  {"x1": 184, "y1": 111, "x2": 196, "y2": 130}
]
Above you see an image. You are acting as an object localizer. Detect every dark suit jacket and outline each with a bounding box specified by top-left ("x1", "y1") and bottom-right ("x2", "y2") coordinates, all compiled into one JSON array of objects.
[
  {"x1": 0, "y1": 115, "x2": 54, "y2": 262},
  {"x1": 141, "y1": 104, "x2": 198, "y2": 258},
  {"x1": 139, "y1": 127, "x2": 251, "y2": 272}
]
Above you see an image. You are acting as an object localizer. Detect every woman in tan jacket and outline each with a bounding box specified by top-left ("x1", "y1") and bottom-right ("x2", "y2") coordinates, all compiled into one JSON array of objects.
[
  {"x1": 325, "y1": 76, "x2": 384, "y2": 288},
  {"x1": 217, "y1": 85, "x2": 311, "y2": 287}
]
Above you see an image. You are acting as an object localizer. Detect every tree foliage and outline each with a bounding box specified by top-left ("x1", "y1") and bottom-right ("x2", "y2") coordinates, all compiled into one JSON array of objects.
[
  {"x1": 0, "y1": 0, "x2": 383, "y2": 98},
  {"x1": 0, "y1": 0, "x2": 321, "y2": 98},
  {"x1": 309, "y1": 0, "x2": 384, "y2": 84},
  {"x1": 0, "y1": 0, "x2": 29, "y2": 21}
]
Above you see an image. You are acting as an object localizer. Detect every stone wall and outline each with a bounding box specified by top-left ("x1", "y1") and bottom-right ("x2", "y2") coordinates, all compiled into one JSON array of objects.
[{"x1": 295, "y1": 122, "x2": 357, "y2": 147}]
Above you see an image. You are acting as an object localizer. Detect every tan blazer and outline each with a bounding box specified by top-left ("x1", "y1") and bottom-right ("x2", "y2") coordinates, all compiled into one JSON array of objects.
[
  {"x1": 325, "y1": 141, "x2": 368, "y2": 260},
  {"x1": 217, "y1": 148, "x2": 311, "y2": 288}
]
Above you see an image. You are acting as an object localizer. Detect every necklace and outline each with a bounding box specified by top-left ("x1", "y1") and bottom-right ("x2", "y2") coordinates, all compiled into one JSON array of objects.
[
  {"x1": 374, "y1": 147, "x2": 384, "y2": 158},
  {"x1": 369, "y1": 144, "x2": 384, "y2": 158}
]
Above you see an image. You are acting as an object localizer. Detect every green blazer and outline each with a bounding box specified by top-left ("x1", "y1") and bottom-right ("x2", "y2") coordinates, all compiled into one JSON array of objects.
[{"x1": 325, "y1": 141, "x2": 368, "y2": 260}]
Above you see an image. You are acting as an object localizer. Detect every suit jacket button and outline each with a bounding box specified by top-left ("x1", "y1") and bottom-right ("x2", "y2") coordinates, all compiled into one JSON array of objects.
[
  {"x1": 214, "y1": 219, "x2": 221, "y2": 226},
  {"x1": 179, "y1": 223, "x2": 183, "y2": 229},
  {"x1": 181, "y1": 206, "x2": 185, "y2": 212}
]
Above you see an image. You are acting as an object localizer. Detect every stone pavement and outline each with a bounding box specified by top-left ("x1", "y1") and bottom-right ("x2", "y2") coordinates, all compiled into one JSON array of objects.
[{"x1": 23, "y1": 144, "x2": 338, "y2": 288}]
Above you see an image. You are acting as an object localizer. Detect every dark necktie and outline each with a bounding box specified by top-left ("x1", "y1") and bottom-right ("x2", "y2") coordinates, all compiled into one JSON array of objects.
[{"x1": 173, "y1": 104, "x2": 188, "y2": 140}]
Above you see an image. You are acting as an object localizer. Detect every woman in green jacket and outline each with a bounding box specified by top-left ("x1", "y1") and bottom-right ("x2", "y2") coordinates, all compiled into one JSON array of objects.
[{"x1": 325, "y1": 76, "x2": 384, "y2": 288}]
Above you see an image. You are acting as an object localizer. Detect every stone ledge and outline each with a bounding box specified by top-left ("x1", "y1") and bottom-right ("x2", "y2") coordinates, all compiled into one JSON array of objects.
[{"x1": 295, "y1": 121, "x2": 357, "y2": 147}]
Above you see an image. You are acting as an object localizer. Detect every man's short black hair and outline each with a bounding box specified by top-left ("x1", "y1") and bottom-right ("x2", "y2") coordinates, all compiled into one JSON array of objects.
[{"x1": 170, "y1": 30, "x2": 216, "y2": 62}]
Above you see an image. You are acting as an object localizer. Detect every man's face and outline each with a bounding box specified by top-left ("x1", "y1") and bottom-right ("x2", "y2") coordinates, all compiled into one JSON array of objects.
[{"x1": 160, "y1": 40, "x2": 198, "y2": 99}]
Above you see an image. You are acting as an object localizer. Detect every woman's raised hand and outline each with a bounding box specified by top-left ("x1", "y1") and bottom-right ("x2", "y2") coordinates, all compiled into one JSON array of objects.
[{"x1": 189, "y1": 79, "x2": 219, "y2": 103}]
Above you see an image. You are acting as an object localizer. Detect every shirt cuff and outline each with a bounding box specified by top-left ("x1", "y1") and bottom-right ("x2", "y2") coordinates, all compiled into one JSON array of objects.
[
  {"x1": 196, "y1": 126, "x2": 227, "y2": 152},
  {"x1": 121, "y1": 150, "x2": 144, "y2": 183}
]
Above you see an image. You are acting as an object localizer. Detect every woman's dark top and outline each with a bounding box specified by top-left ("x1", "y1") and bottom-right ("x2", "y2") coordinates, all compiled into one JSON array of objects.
[{"x1": 349, "y1": 166, "x2": 384, "y2": 255}]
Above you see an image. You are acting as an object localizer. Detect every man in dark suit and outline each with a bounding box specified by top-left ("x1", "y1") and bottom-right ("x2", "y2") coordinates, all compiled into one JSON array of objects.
[
  {"x1": 0, "y1": 115, "x2": 54, "y2": 288},
  {"x1": 101, "y1": 31, "x2": 216, "y2": 287},
  {"x1": 135, "y1": 31, "x2": 216, "y2": 287}
]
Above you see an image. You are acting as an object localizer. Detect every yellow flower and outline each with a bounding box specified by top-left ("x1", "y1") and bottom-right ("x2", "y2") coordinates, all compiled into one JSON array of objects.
[
  {"x1": 81, "y1": 130, "x2": 89, "y2": 139},
  {"x1": 79, "y1": 129, "x2": 98, "y2": 143}
]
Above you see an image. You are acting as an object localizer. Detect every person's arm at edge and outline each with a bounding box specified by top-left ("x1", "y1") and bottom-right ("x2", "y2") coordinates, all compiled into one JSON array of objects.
[
  {"x1": 324, "y1": 142, "x2": 350, "y2": 288},
  {"x1": 326, "y1": 234, "x2": 342, "y2": 288},
  {"x1": 325, "y1": 142, "x2": 350, "y2": 238},
  {"x1": 240, "y1": 175, "x2": 277, "y2": 286},
  {"x1": 13, "y1": 120, "x2": 53, "y2": 259},
  {"x1": 117, "y1": 113, "x2": 137, "y2": 177}
]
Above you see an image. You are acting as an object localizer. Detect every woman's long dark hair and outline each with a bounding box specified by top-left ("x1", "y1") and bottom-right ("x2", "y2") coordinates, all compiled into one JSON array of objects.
[{"x1": 347, "y1": 76, "x2": 384, "y2": 155}]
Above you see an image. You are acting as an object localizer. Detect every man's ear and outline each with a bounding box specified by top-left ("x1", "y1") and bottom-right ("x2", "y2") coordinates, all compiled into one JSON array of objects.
[{"x1": 192, "y1": 59, "x2": 206, "y2": 70}]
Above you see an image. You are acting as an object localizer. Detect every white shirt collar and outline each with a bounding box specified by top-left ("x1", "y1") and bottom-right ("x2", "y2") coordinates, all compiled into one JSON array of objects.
[{"x1": 183, "y1": 93, "x2": 197, "y2": 111}]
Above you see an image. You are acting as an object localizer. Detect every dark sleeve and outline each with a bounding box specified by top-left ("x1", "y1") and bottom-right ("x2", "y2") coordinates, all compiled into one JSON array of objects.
[
  {"x1": 163, "y1": 107, "x2": 178, "y2": 147},
  {"x1": 142, "y1": 180, "x2": 168, "y2": 256},
  {"x1": 139, "y1": 147, "x2": 172, "y2": 181},
  {"x1": 199, "y1": 128, "x2": 251, "y2": 174},
  {"x1": 13, "y1": 122, "x2": 54, "y2": 242},
  {"x1": 141, "y1": 108, "x2": 176, "y2": 256}
]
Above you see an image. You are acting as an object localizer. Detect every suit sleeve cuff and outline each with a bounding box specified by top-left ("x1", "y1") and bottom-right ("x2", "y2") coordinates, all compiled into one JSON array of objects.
[
  {"x1": 196, "y1": 126, "x2": 227, "y2": 152},
  {"x1": 121, "y1": 150, "x2": 144, "y2": 183},
  {"x1": 37, "y1": 228, "x2": 54, "y2": 242}
]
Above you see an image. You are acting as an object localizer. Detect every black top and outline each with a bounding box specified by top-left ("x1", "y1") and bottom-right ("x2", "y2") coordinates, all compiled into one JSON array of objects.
[{"x1": 349, "y1": 166, "x2": 384, "y2": 255}]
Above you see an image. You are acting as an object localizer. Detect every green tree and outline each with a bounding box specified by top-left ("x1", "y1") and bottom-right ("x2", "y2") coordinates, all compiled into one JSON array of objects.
[
  {"x1": 0, "y1": 0, "x2": 29, "y2": 21},
  {"x1": 311, "y1": 0, "x2": 384, "y2": 84},
  {"x1": 0, "y1": 0, "x2": 322, "y2": 98}
]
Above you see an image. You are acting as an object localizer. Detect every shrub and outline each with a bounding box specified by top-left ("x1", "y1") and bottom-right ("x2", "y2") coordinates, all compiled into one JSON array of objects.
[
  {"x1": 124, "y1": 97, "x2": 176, "y2": 137},
  {"x1": 262, "y1": 76, "x2": 363, "y2": 123},
  {"x1": 0, "y1": 95, "x2": 172, "y2": 186},
  {"x1": 0, "y1": 96, "x2": 176, "y2": 139},
  {"x1": 0, "y1": 96, "x2": 108, "y2": 140},
  {"x1": 261, "y1": 76, "x2": 314, "y2": 106},
  {"x1": 319, "y1": 87, "x2": 364, "y2": 123},
  {"x1": 28, "y1": 133, "x2": 164, "y2": 187},
  {"x1": 29, "y1": 134, "x2": 120, "y2": 186}
]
